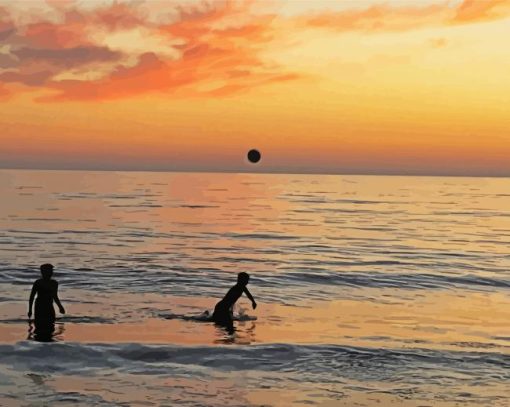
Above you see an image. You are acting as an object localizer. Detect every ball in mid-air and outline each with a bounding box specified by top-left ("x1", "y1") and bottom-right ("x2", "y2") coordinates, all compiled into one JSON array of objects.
[{"x1": 247, "y1": 149, "x2": 261, "y2": 164}]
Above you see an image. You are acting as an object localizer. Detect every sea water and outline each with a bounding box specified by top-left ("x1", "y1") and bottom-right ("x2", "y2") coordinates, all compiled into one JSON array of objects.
[{"x1": 0, "y1": 170, "x2": 509, "y2": 406}]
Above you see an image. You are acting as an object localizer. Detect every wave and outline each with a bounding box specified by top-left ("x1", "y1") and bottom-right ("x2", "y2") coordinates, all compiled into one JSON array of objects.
[
  {"x1": 56, "y1": 316, "x2": 115, "y2": 324},
  {"x1": 3, "y1": 263, "x2": 508, "y2": 305},
  {"x1": 276, "y1": 270, "x2": 510, "y2": 291},
  {"x1": 1, "y1": 342, "x2": 508, "y2": 384}
]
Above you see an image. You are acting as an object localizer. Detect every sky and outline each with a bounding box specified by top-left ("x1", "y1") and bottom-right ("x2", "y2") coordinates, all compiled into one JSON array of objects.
[{"x1": 0, "y1": 0, "x2": 509, "y2": 176}]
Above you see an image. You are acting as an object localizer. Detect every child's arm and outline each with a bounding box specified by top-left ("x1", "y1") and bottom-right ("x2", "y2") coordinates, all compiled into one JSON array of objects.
[
  {"x1": 243, "y1": 287, "x2": 257, "y2": 309},
  {"x1": 28, "y1": 282, "x2": 37, "y2": 319},
  {"x1": 53, "y1": 282, "x2": 65, "y2": 314}
]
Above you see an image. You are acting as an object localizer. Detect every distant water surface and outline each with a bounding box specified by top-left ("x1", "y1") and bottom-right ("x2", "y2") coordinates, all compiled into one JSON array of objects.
[{"x1": 0, "y1": 170, "x2": 509, "y2": 406}]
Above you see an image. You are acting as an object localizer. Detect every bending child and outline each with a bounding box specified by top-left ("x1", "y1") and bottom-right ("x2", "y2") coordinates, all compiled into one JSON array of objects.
[{"x1": 212, "y1": 272, "x2": 256, "y2": 329}]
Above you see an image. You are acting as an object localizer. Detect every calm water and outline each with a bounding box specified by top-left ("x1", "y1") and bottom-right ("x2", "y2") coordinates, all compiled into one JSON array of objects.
[{"x1": 0, "y1": 169, "x2": 509, "y2": 406}]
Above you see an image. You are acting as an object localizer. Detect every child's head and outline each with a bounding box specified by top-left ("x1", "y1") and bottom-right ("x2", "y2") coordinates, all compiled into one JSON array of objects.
[
  {"x1": 40, "y1": 263, "x2": 54, "y2": 280},
  {"x1": 237, "y1": 272, "x2": 250, "y2": 285}
]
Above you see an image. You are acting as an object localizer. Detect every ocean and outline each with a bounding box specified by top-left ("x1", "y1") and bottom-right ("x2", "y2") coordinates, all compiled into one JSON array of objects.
[{"x1": 0, "y1": 169, "x2": 509, "y2": 406}]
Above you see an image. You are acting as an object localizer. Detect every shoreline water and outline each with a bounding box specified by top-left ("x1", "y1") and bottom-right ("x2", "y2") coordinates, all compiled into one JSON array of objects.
[{"x1": 1, "y1": 339, "x2": 509, "y2": 407}]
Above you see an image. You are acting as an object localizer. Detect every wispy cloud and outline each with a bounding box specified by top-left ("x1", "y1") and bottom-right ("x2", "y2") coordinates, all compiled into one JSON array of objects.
[
  {"x1": 453, "y1": 0, "x2": 510, "y2": 22},
  {"x1": 300, "y1": 0, "x2": 510, "y2": 32},
  {"x1": 301, "y1": 3, "x2": 452, "y2": 33}
]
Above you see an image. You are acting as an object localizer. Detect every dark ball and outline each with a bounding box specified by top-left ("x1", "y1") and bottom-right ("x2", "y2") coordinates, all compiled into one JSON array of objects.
[{"x1": 247, "y1": 149, "x2": 261, "y2": 163}]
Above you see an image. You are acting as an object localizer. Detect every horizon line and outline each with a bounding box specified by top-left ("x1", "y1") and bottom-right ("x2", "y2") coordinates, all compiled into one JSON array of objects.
[{"x1": 1, "y1": 166, "x2": 509, "y2": 179}]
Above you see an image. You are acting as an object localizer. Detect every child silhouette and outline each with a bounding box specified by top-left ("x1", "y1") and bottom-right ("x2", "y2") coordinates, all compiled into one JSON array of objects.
[
  {"x1": 28, "y1": 264, "x2": 65, "y2": 327},
  {"x1": 212, "y1": 272, "x2": 256, "y2": 330}
]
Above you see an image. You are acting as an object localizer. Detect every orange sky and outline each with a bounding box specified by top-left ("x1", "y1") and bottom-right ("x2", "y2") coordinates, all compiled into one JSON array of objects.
[{"x1": 1, "y1": 0, "x2": 509, "y2": 176}]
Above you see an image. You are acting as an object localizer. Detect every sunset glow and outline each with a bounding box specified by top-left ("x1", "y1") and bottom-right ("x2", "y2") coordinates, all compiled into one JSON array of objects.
[{"x1": 1, "y1": 0, "x2": 509, "y2": 175}]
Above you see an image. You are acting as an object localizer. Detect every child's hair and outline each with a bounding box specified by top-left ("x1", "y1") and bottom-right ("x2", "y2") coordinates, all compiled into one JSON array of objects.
[
  {"x1": 40, "y1": 263, "x2": 54, "y2": 279},
  {"x1": 237, "y1": 272, "x2": 250, "y2": 284}
]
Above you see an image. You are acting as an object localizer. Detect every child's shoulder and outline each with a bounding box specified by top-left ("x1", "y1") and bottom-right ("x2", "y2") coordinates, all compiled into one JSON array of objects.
[{"x1": 34, "y1": 278, "x2": 58, "y2": 285}]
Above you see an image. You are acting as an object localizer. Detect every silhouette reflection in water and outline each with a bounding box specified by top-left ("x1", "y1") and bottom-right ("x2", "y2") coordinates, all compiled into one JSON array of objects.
[
  {"x1": 214, "y1": 321, "x2": 257, "y2": 345},
  {"x1": 27, "y1": 321, "x2": 65, "y2": 342},
  {"x1": 27, "y1": 263, "x2": 66, "y2": 339}
]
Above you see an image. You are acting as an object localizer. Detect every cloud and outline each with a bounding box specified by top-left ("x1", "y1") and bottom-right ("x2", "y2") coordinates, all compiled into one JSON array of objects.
[
  {"x1": 0, "y1": 70, "x2": 54, "y2": 86},
  {"x1": 453, "y1": 0, "x2": 510, "y2": 23},
  {"x1": 0, "y1": 0, "x2": 298, "y2": 102},
  {"x1": 0, "y1": 44, "x2": 122, "y2": 88},
  {"x1": 300, "y1": 3, "x2": 453, "y2": 33},
  {"x1": 41, "y1": 52, "x2": 180, "y2": 101},
  {"x1": 300, "y1": 0, "x2": 510, "y2": 32},
  {"x1": 13, "y1": 45, "x2": 121, "y2": 67},
  {"x1": 0, "y1": 26, "x2": 14, "y2": 41}
]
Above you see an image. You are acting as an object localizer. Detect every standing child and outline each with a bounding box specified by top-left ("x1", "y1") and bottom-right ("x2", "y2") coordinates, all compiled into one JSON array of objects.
[
  {"x1": 212, "y1": 272, "x2": 256, "y2": 330},
  {"x1": 28, "y1": 263, "x2": 65, "y2": 327}
]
